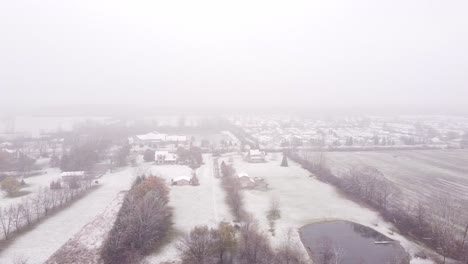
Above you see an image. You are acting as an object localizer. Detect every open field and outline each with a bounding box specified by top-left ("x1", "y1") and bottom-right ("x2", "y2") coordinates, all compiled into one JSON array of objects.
[
  {"x1": 221, "y1": 154, "x2": 440, "y2": 264},
  {"x1": 323, "y1": 150, "x2": 468, "y2": 212},
  {"x1": 145, "y1": 154, "x2": 232, "y2": 263}
]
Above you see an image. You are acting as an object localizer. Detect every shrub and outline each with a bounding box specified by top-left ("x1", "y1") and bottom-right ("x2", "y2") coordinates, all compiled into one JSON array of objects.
[{"x1": 1, "y1": 177, "x2": 21, "y2": 197}]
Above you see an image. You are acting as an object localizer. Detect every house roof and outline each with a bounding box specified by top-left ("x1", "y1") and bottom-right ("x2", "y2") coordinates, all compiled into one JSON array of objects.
[
  {"x1": 61, "y1": 171, "x2": 85, "y2": 177},
  {"x1": 173, "y1": 176, "x2": 191, "y2": 182},
  {"x1": 238, "y1": 172, "x2": 249, "y2": 178},
  {"x1": 249, "y1": 149, "x2": 263, "y2": 155},
  {"x1": 136, "y1": 131, "x2": 167, "y2": 141}
]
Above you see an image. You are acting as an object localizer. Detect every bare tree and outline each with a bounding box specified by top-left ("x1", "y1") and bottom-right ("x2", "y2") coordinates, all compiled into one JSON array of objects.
[
  {"x1": 0, "y1": 206, "x2": 13, "y2": 240},
  {"x1": 10, "y1": 204, "x2": 24, "y2": 232},
  {"x1": 177, "y1": 225, "x2": 219, "y2": 264},
  {"x1": 430, "y1": 195, "x2": 460, "y2": 263},
  {"x1": 39, "y1": 188, "x2": 53, "y2": 216},
  {"x1": 237, "y1": 219, "x2": 275, "y2": 264},
  {"x1": 312, "y1": 237, "x2": 345, "y2": 264},
  {"x1": 20, "y1": 198, "x2": 33, "y2": 226}
]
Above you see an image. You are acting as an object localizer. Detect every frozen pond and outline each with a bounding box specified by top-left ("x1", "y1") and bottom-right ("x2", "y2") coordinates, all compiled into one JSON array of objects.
[{"x1": 299, "y1": 221, "x2": 409, "y2": 264}]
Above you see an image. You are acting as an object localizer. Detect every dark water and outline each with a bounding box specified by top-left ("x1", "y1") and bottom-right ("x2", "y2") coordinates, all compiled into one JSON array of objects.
[{"x1": 299, "y1": 221, "x2": 409, "y2": 264}]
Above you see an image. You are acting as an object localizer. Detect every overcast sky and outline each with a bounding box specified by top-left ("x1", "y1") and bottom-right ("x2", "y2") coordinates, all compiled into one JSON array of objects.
[{"x1": 1, "y1": 0, "x2": 467, "y2": 109}]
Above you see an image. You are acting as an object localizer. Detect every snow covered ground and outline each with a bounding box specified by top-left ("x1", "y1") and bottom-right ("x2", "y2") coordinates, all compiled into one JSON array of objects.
[
  {"x1": 0, "y1": 167, "x2": 136, "y2": 264},
  {"x1": 0, "y1": 168, "x2": 63, "y2": 208},
  {"x1": 144, "y1": 154, "x2": 232, "y2": 263},
  {"x1": 222, "y1": 154, "x2": 440, "y2": 264}
]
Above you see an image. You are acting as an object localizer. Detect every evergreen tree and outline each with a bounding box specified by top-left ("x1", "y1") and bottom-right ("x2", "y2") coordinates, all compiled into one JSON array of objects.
[
  {"x1": 143, "y1": 149, "x2": 155, "y2": 162},
  {"x1": 281, "y1": 154, "x2": 288, "y2": 167}
]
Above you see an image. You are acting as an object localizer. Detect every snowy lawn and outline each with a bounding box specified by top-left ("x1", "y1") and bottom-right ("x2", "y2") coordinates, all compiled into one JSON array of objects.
[
  {"x1": 145, "y1": 154, "x2": 232, "y2": 263},
  {"x1": 223, "y1": 154, "x2": 441, "y2": 264},
  {"x1": 0, "y1": 168, "x2": 63, "y2": 208}
]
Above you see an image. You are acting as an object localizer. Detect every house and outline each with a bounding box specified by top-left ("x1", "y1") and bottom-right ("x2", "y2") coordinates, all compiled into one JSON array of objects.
[
  {"x1": 171, "y1": 176, "x2": 192, "y2": 186},
  {"x1": 61, "y1": 171, "x2": 87, "y2": 182},
  {"x1": 155, "y1": 151, "x2": 178, "y2": 164},
  {"x1": 132, "y1": 131, "x2": 167, "y2": 148},
  {"x1": 246, "y1": 149, "x2": 266, "y2": 163}
]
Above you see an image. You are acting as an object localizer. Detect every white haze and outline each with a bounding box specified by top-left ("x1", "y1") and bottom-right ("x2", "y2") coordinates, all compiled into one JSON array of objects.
[{"x1": 0, "y1": 0, "x2": 467, "y2": 109}]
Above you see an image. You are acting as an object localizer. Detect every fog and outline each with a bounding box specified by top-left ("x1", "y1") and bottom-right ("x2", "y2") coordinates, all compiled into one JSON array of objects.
[
  {"x1": 2, "y1": 3, "x2": 468, "y2": 263},
  {"x1": 1, "y1": 0, "x2": 467, "y2": 110}
]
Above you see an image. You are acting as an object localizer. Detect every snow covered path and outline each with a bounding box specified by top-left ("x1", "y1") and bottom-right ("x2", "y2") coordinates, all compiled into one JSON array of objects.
[{"x1": 0, "y1": 167, "x2": 135, "y2": 264}]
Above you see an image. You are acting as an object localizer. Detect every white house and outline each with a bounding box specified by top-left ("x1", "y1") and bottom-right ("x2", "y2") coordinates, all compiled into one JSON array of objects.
[
  {"x1": 246, "y1": 149, "x2": 266, "y2": 163},
  {"x1": 171, "y1": 176, "x2": 192, "y2": 186}
]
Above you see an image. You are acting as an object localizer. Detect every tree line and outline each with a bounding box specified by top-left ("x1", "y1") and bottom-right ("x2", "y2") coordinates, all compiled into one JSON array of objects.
[
  {"x1": 101, "y1": 175, "x2": 172, "y2": 264},
  {"x1": 0, "y1": 178, "x2": 93, "y2": 243}
]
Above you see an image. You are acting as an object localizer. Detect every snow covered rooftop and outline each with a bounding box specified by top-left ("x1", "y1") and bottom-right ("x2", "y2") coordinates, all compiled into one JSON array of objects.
[
  {"x1": 238, "y1": 172, "x2": 249, "y2": 178},
  {"x1": 249, "y1": 149, "x2": 263, "y2": 156},
  {"x1": 136, "y1": 131, "x2": 167, "y2": 141},
  {"x1": 61, "y1": 171, "x2": 85, "y2": 177},
  {"x1": 173, "y1": 176, "x2": 191, "y2": 182}
]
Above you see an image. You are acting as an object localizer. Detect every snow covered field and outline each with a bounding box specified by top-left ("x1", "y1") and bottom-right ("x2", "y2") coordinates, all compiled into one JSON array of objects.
[
  {"x1": 0, "y1": 167, "x2": 136, "y2": 264},
  {"x1": 325, "y1": 150, "x2": 468, "y2": 218},
  {"x1": 145, "y1": 155, "x2": 232, "y2": 263},
  {"x1": 222, "y1": 154, "x2": 439, "y2": 264}
]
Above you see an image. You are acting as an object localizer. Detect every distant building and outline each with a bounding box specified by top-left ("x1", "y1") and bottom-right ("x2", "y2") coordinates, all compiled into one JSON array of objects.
[
  {"x1": 155, "y1": 151, "x2": 178, "y2": 164},
  {"x1": 246, "y1": 149, "x2": 266, "y2": 163},
  {"x1": 61, "y1": 171, "x2": 87, "y2": 182},
  {"x1": 130, "y1": 131, "x2": 188, "y2": 148},
  {"x1": 171, "y1": 176, "x2": 192, "y2": 186}
]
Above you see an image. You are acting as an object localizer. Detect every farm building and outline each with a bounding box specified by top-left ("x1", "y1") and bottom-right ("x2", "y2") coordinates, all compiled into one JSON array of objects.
[
  {"x1": 171, "y1": 176, "x2": 192, "y2": 186},
  {"x1": 246, "y1": 149, "x2": 266, "y2": 163}
]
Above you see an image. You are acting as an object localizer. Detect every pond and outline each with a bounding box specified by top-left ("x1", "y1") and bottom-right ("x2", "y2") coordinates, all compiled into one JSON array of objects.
[{"x1": 299, "y1": 221, "x2": 409, "y2": 264}]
